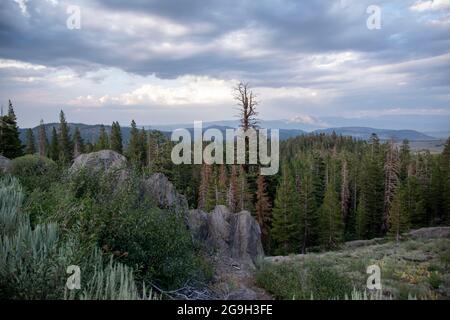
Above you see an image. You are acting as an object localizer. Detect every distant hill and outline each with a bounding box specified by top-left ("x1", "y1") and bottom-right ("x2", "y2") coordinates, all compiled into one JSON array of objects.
[
  {"x1": 18, "y1": 123, "x2": 169, "y2": 146},
  {"x1": 313, "y1": 127, "x2": 436, "y2": 141},
  {"x1": 19, "y1": 123, "x2": 437, "y2": 146}
]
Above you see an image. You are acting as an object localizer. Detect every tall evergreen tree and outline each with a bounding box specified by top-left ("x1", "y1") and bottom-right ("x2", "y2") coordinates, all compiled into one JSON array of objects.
[
  {"x1": 227, "y1": 165, "x2": 239, "y2": 213},
  {"x1": 0, "y1": 100, "x2": 23, "y2": 158},
  {"x1": 96, "y1": 125, "x2": 109, "y2": 150},
  {"x1": 318, "y1": 183, "x2": 343, "y2": 248},
  {"x1": 198, "y1": 164, "x2": 214, "y2": 211},
  {"x1": 382, "y1": 141, "x2": 400, "y2": 233},
  {"x1": 297, "y1": 169, "x2": 318, "y2": 253},
  {"x1": 58, "y1": 110, "x2": 72, "y2": 164},
  {"x1": 24, "y1": 128, "x2": 36, "y2": 155},
  {"x1": 127, "y1": 120, "x2": 141, "y2": 167},
  {"x1": 271, "y1": 165, "x2": 299, "y2": 255},
  {"x1": 399, "y1": 139, "x2": 411, "y2": 181},
  {"x1": 341, "y1": 159, "x2": 350, "y2": 223},
  {"x1": 110, "y1": 122, "x2": 123, "y2": 154},
  {"x1": 38, "y1": 120, "x2": 49, "y2": 157},
  {"x1": 388, "y1": 188, "x2": 409, "y2": 242},
  {"x1": 73, "y1": 127, "x2": 84, "y2": 158},
  {"x1": 49, "y1": 127, "x2": 59, "y2": 161},
  {"x1": 441, "y1": 138, "x2": 450, "y2": 224},
  {"x1": 255, "y1": 174, "x2": 271, "y2": 247}
]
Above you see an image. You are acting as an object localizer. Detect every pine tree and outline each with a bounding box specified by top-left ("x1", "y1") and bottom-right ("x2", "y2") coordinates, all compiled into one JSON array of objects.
[
  {"x1": 96, "y1": 125, "x2": 109, "y2": 150},
  {"x1": 138, "y1": 128, "x2": 148, "y2": 167},
  {"x1": 110, "y1": 122, "x2": 123, "y2": 154},
  {"x1": 58, "y1": 110, "x2": 72, "y2": 164},
  {"x1": 341, "y1": 159, "x2": 350, "y2": 223},
  {"x1": 318, "y1": 183, "x2": 343, "y2": 248},
  {"x1": 298, "y1": 171, "x2": 318, "y2": 253},
  {"x1": 399, "y1": 139, "x2": 411, "y2": 181},
  {"x1": 198, "y1": 164, "x2": 214, "y2": 211},
  {"x1": 24, "y1": 128, "x2": 36, "y2": 155},
  {"x1": 404, "y1": 176, "x2": 426, "y2": 228},
  {"x1": 38, "y1": 120, "x2": 48, "y2": 157},
  {"x1": 388, "y1": 188, "x2": 409, "y2": 242},
  {"x1": 271, "y1": 165, "x2": 299, "y2": 255},
  {"x1": 216, "y1": 164, "x2": 228, "y2": 205},
  {"x1": 382, "y1": 141, "x2": 400, "y2": 233},
  {"x1": 0, "y1": 100, "x2": 23, "y2": 158},
  {"x1": 255, "y1": 174, "x2": 271, "y2": 247},
  {"x1": 237, "y1": 165, "x2": 253, "y2": 212},
  {"x1": 73, "y1": 127, "x2": 84, "y2": 158},
  {"x1": 441, "y1": 138, "x2": 450, "y2": 224},
  {"x1": 127, "y1": 120, "x2": 141, "y2": 167},
  {"x1": 355, "y1": 193, "x2": 368, "y2": 239},
  {"x1": 49, "y1": 127, "x2": 59, "y2": 161},
  {"x1": 227, "y1": 165, "x2": 239, "y2": 212}
]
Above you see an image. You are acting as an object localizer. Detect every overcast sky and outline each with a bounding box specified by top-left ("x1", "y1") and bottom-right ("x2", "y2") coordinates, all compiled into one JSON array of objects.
[{"x1": 0, "y1": 0, "x2": 449, "y2": 131}]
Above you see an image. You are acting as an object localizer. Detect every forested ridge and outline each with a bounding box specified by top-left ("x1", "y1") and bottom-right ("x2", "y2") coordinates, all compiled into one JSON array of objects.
[{"x1": 2, "y1": 99, "x2": 449, "y2": 258}]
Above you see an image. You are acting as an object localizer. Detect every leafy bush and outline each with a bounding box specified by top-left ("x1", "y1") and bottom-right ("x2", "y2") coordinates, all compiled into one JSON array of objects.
[
  {"x1": 0, "y1": 177, "x2": 148, "y2": 300},
  {"x1": 255, "y1": 260, "x2": 353, "y2": 300},
  {"x1": 25, "y1": 169, "x2": 209, "y2": 290},
  {"x1": 428, "y1": 271, "x2": 442, "y2": 289},
  {"x1": 10, "y1": 155, "x2": 59, "y2": 191}
]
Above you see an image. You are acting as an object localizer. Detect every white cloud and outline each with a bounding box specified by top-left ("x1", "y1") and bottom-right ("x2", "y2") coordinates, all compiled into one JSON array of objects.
[
  {"x1": 410, "y1": 0, "x2": 450, "y2": 12},
  {"x1": 13, "y1": 0, "x2": 29, "y2": 17},
  {"x1": 287, "y1": 114, "x2": 328, "y2": 127},
  {"x1": 0, "y1": 59, "x2": 46, "y2": 70}
]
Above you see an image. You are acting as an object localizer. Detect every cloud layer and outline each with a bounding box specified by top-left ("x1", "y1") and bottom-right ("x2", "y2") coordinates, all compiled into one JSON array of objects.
[{"x1": 0, "y1": 0, "x2": 449, "y2": 130}]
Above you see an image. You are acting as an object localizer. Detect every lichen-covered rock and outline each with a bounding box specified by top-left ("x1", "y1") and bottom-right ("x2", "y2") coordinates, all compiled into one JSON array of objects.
[
  {"x1": 141, "y1": 173, "x2": 189, "y2": 216},
  {"x1": 188, "y1": 205, "x2": 264, "y2": 267},
  {"x1": 188, "y1": 209, "x2": 209, "y2": 242},
  {"x1": 0, "y1": 155, "x2": 12, "y2": 173},
  {"x1": 70, "y1": 150, "x2": 128, "y2": 174}
]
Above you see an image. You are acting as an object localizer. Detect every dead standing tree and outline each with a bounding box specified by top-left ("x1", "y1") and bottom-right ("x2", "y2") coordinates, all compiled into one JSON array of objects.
[{"x1": 233, "y1": 82, "x2": 259, "y2": 173}]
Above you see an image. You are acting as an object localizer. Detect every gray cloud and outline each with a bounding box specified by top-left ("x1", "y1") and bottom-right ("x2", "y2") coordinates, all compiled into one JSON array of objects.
[{"x1": 0, "y1": 0, "x2": 449, "y2": 130}]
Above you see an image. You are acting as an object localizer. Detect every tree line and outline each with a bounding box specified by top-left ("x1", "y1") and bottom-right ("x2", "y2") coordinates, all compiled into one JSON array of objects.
[{"x1": 2, "y1": 92, "x2": 449, "y2": 256}]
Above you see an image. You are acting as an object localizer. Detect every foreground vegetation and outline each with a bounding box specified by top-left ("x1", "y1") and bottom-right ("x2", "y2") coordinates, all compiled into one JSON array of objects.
[
  {"x1": 256, "y1": 235, "x2": 450, "y2": 300},
  {"x1": 0, "y1": 156, "x2": 210, "y2": 299}
]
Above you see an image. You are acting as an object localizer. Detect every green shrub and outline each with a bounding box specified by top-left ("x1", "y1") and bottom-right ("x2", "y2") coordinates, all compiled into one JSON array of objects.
[
  {"x1": 428, "y1": 271, "x2": 442, "y2": 289},
  {"x1": 0, "y1": 177, "x2": 147, "y2": 300},
  {"x1": 307, "y1": 261, "x2": 354, "y2": 299},
  {"x1": 10, "y1": 155, "x2": 59, "y2": 191},
  {"x1": 255, "y1": 260, "x2": 353, "y2": 300},
  {"x1": 32, "y1": 169, "x2": 209, "y2": 290}
]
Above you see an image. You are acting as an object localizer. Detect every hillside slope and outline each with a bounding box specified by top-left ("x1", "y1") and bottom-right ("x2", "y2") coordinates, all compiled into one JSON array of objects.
[{"x1": 257, "y1": 228, "x2": 450, "y2": 300}]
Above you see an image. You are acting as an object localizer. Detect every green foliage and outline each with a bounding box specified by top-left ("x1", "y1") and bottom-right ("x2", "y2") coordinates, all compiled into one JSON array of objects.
[
  {"x1": 96, "y1": 125, "x2": 109, "y2": 151},
  {"x1": 428, "y1": 271, "x2": 442, "y2": 289},
  {"x1": 271, "y1": 165, "x2": 300, "y2": 255},
  {"x1": 110, "y1": 121, "x2": 123, "y2": 154},
  {"x1": 255, "y1": 260, "x2": 353, "y2": 300},
  {"x1": 25, "y1": 128, "x2": 36, "y2": 154},
  {"x1": 10, "y1": 155, "x2": 59, "y2": 192},
  {"x1": 58, "y1": 110, "x2": 73, "y2": 164},
  {"x1": 49, "y1": 127, "x2": 59, "y2": 161},
  {"x1": 26, "y1": 169, "x2": 208, "y2": 290},
  {"x1": 0, "y1": 100, "x2": 23, "y2": 159},
  {"x1": 0, "y1": 177, "x2": 153, "y2": 300},
  {"x1": 318, "y1": 183, "x2": 344, "y2": 248}
]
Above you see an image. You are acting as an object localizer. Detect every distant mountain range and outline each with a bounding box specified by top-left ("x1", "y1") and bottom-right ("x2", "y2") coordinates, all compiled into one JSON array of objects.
[{"x1": 19, "y1": 120, "x2": 439, "y2": 145}]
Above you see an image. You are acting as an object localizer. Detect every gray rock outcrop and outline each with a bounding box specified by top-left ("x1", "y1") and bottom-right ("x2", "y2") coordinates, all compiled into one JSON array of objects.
[
  {"x1": 188, "y1": 205, "x2": 264, "y2": 267},
  {"x1": 0, "y1": 155, "x2": 12, "y2": 173},
  {"x1": 70, "y1": 150, "x2": 128, "y2": 174},
  {"x1": 141, "y1": 173, "x2": 189, "y2": 215}
]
